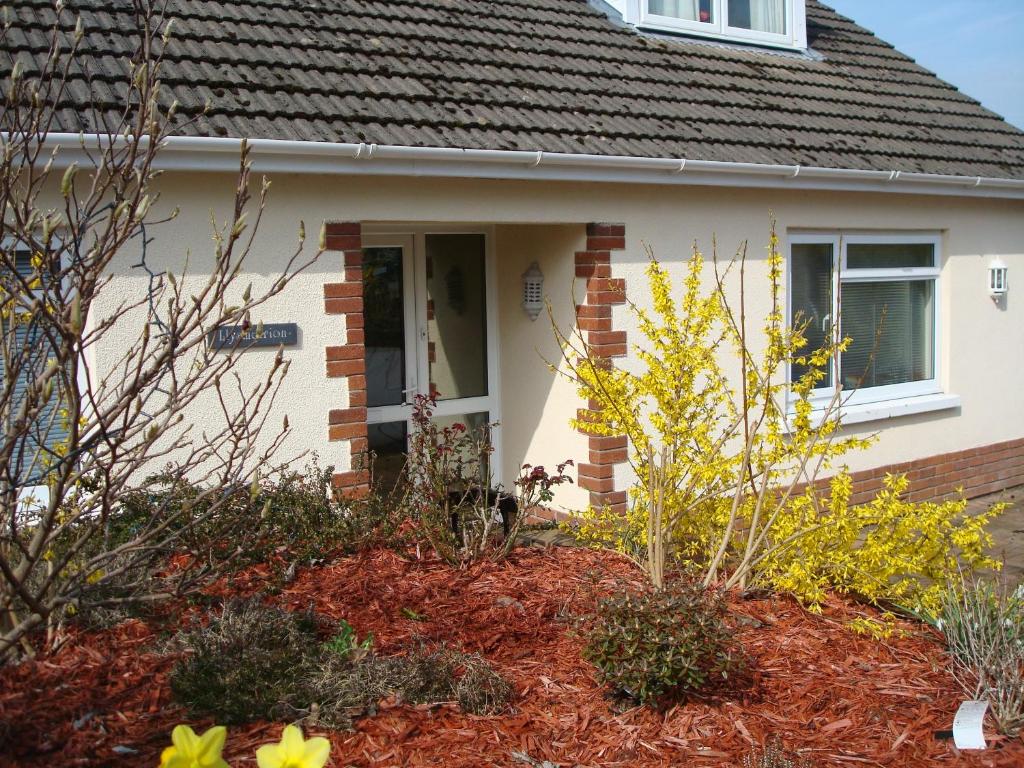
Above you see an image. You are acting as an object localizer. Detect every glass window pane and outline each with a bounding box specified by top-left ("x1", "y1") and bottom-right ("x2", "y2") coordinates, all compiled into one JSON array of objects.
[
  {"x1": 847, "y1": 243, "x2": 935, "y2": 270},
  {"x1": 367, "y1": 421, "x2": 407, "y2": 492},
  {"x1": 840, "y1": 280, "x2": 935, "y2": 391},
  {"x1": 649, "y1": 0, "x2": 714, "y2": 23},
  {"x1": 790, "y1": 243, "x2": 833, "y2": 389},
  {"x1": 364, "y1": 246, "x2": 406, "y2": 408},
  {"x1": 1, "y1": 249, "x2": 68, "y2": 479},
  {"x1": 425, "y1": 234, "x2": 488, "y2": 402},
  {"x1": 728, "y1": 0, "x2": 786, "y2": 34}
]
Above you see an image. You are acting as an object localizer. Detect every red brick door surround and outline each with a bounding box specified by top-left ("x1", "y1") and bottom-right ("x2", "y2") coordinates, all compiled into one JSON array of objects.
[
  {"x1": 323, "y1": 222, "x2": 369, "y2": 498},
  {"x1": 574, "y1": 223, "x2": 630, "y2": 514}
]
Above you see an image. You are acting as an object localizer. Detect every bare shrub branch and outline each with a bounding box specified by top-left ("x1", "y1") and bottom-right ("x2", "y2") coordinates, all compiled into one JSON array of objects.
[{"x1": 0, "y1": 1, "x2": 321, "y2": 658}]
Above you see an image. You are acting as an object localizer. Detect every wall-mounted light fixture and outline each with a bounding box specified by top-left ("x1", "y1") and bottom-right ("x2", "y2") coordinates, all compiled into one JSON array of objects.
[
  {"x1": 522, "y1": 261, "x2": 544, "y2": 320},
  {"x1": 989, "y1": 258, "x2": 1008, "y2": 300}
]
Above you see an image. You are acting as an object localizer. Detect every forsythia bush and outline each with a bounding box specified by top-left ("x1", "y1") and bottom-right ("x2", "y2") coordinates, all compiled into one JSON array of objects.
[
  {"x1": 557, "y1": 223, "x2": 1003, "y2": 612},
  {"x1": 558, "y1": 224, "x2": 867, "y2": 590},
  {"x1": 759, "y1": 473, "x2": 1003, "y2": 616}
]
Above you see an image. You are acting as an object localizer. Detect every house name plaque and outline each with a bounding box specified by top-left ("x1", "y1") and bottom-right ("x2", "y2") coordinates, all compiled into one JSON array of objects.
[{"x1": 208, "y1": 323, "x2": 299, "y2": 350}]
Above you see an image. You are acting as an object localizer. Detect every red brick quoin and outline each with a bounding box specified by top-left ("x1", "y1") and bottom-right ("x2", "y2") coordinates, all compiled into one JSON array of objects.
[
  {"x1": 575, "y1": 223, "x2": 629, "y2": 515},
  {"x1": 323, "y1": 222, "x2": 369, "y2": 498}
]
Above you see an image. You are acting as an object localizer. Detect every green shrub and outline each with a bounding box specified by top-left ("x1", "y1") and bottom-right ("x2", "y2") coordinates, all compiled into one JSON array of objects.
[
  {"x1": 111, "y1": 458, "x2": 406, "y2": 577},
  {"x1": 251, "y1": 461, "x2": 342, "y2": 563},
  {"x1": 110, "y1": 465, "x2": 325, "y2": 576},
  {"x1": 65, "y1": 465, "x2": 356, "y2": 625},
  {"x1": 333, "y1": 488, "x2": 411, "y2": 556},
  {"x1": 583, "y1": 581, "x2": 747, "y2": 705},
  {"x1": 938, "y1": 577, "x2": 1024, "y2": 735}
]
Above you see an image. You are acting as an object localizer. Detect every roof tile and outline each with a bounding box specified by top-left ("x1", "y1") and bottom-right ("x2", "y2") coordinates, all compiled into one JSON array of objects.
[{"x1": 4, "y1": 0, "x2": 1023, "y2": 179}]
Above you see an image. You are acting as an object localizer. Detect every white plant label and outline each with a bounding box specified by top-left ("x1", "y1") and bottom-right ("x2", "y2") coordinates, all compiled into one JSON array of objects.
[{"x1": 953, "y1": 700, "x2": 989, "y2": 750}]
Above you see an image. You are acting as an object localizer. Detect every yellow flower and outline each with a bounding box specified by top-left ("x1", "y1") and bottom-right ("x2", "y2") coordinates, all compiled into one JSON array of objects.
[
  {"x1": 256, "y1": 725, "x2": 330, "y2": 768},
  {"x1": 159, "y1": 725, "x2": 229, "y2": 768}
]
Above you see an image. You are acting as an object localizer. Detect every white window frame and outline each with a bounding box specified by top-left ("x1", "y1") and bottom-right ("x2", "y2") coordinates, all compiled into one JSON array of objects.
[
  {"x1": 633, "y1": 0, "x2": 807, "y2": 50},
  {"x1": 788, "y1": 232, "x2": 944, "y2": 412}
]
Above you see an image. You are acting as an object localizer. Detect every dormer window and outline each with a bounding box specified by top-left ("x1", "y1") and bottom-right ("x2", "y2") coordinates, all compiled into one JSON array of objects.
[{"x1": 636, "y1": 0, "x2": 807, "y2": 49}]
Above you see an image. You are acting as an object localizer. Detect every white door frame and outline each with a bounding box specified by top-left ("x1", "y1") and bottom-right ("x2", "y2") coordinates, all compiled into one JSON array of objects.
[{"x1": 362, "y1": 225, "x2": 502, "y2": 483}]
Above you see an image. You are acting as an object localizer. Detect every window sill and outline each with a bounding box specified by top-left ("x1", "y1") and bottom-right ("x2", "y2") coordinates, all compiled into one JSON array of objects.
[
  {"x1": 799, "y1": 393, "x2": 961, "y2": 427},
  {"x1": 637, "y1": 22, "x2": 801, "y2": 51}
]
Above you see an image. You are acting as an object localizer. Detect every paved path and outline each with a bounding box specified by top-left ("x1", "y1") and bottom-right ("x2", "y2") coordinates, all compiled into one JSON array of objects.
[{"x1": 970, "y1": 485, "x2": 1024, "y2": 585}]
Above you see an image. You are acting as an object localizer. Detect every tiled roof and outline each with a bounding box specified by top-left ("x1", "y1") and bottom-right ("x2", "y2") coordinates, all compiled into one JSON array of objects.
[{"x1": 7, "y1": 0, "x2": 1024, "y2": 179}]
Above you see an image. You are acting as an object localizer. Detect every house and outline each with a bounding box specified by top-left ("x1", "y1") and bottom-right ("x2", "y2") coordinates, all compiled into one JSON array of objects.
[{"x1": 8, "y1": 0, "x2": 1024, "y2": 514}]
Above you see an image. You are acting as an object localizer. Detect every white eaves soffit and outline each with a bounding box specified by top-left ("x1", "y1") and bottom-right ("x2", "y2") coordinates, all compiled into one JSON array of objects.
[{"x1": 19, "y1": 133, "x2": 1024, "y2": 200}]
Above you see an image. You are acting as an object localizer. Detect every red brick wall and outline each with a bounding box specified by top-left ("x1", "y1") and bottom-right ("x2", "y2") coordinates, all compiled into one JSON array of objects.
[
  {"x1": 323, "y1": 222, "x2": 369, "y2": 498},
  {"x1": 844, "y1": 437, "x2": 1024, "y2": 506},
  {"x1": 574, "y1": 223, "x2": 629, "y2": 515}
]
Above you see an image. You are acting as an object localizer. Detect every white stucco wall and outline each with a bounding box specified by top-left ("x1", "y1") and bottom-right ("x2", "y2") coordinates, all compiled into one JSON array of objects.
[
  {"x1": 81, "y1": 171, "x2": 1024, "y2": 511},
  {"x1": 495, "y1": 224, "x2": 591, "y2": 510}
]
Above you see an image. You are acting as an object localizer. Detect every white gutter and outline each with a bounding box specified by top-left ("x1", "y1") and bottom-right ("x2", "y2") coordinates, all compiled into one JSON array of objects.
[{"x1": 27, "y1": 133, "x2": 1024, "y2": 200}]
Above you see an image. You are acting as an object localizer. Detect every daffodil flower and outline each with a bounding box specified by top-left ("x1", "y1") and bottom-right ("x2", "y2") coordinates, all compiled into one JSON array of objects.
[
  {"x1": 159, "y1": 724, "x2": 229, "y2": 768},
  {"x1": 256, "y1": 724, "x2": 330, "y2": 768}
]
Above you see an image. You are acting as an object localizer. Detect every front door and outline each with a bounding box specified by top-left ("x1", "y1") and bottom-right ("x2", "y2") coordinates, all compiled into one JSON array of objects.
[{"x1": 361, "y1": 230, "x2": 499, "y2": 489}]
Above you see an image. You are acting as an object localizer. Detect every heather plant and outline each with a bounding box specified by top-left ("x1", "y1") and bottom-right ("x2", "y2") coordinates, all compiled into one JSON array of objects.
[
  {"x1": 582, "y1": 581, "x2": 747, "y2": 705},
  {"x1": 303, "y1": 641, "x2": 513, "y2": 727},
  {"x1": 169, "y1": 599, "x2": 322, "y2": 724},
  {"x1": 168, "y1": 601, "x2": 512, "y2": 729},
  {"x1": 451, "y1": 652, "x2": 516, "y2": 715}
]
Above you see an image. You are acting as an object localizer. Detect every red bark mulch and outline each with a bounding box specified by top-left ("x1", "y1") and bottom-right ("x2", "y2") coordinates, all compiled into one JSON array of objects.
[{"x1": 1, "y1": 546, "x2": 1021, "y2": 767}]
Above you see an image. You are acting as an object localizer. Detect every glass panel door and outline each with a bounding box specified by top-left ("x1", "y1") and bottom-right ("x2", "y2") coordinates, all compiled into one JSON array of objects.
[
  {"x1": 364, "y1": 239, "x2": 415, "y2": 409},
  {"x1": 423, "y1": 234, "x2": 488, "y2": 402},
  {"x1": 363, "y1": 236, "x2": 415, "y2": 491},
  {"x1": 362, "y1": 230, "x2": 499, "y2": 487}
]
